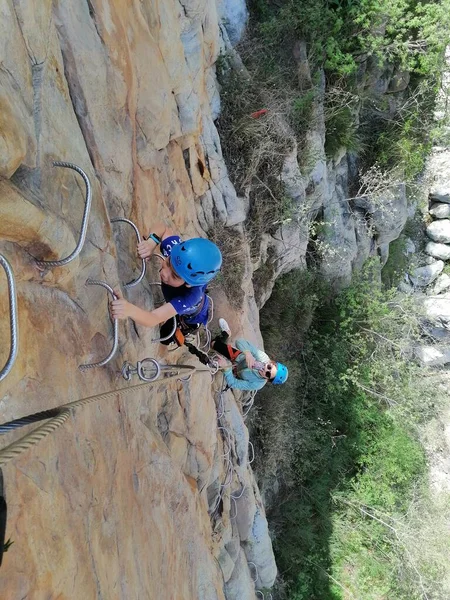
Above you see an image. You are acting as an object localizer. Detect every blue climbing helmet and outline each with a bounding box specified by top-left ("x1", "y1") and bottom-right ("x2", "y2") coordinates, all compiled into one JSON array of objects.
[
  {"x1": 272, "y1": 362, "x2": 288, "y2": 385},
  {"x1": 170, "y1": 238, "x2": 222, "y2": 286}
]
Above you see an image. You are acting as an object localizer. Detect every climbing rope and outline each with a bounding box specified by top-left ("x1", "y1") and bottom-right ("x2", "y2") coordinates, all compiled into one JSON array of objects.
[
  {"x1": 79, "y1": 279, "x2": 118, "y2": 370},
  {"x1": 35, "y1": 162, "x2": 92, "y2": 268},
  {"x1": 0, "y1": 255, "x2": 18, "y2": 383},
  {"x1": 241, "y1": 390, "x2": 257, "y2": 419},
  {"x1": 0, "y1": 370, "x2": 203, "y2": 467},
  {"x1": 230, "y1": 482, "x2": 247, "y2": 520},
  {"x1": 111, "y1": 217, "x2": 146, "y2": 288}
]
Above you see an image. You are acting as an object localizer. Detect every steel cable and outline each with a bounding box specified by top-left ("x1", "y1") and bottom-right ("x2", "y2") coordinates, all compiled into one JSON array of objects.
[
  {"x1": 0, "y1": 373, "x2": 194, "y2": 467},
  {"x1": 0, "y1": 255, "x2": 18, "y2": 382},
  {"x1": 0, "y1": 409, "x2": 60, "y2": 435},
  {"x1": 35, "y1": 162, "x2": 92, "y2": 267}
]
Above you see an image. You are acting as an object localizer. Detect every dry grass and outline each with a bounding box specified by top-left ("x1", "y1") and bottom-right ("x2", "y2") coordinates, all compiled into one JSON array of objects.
[{"x1": 208, "y1": 221, "x2": 247, "y2": 309}]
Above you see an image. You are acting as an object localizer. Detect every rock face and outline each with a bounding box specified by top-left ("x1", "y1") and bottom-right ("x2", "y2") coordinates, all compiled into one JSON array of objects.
[
  {"x1": 0, "y1": 1, "x2": 270, "y2": 598},
  {"x1": 249, "y1": 57, "x2": 409, "y2": 299},
  {"x1": 218, "y1": 0, "x2": 249, "y2": 45}
]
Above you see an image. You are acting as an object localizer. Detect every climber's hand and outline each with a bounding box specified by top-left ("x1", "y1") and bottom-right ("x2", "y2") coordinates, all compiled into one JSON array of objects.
[
  {"x1": 137, "y1": 239, "x2": 155, "y2": 259},
  {"x1": 244, "y1": 351, "x2": 255, "y2": 369},
  {"x1": 216, "y1": 356, "x2": 231, "y2": 369},
  {"x1": 110, "y1": 290, "x2": 133, "y2": 320}
]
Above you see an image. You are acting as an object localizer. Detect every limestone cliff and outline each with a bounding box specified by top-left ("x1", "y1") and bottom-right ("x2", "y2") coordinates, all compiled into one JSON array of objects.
[{"x1": 0, "y1": 1, "x2": 273, "y2": 598}]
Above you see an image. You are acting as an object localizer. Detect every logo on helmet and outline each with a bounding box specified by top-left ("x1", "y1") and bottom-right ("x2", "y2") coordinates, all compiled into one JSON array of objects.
[{"x1": 174, "y1": 256, "x2": 182, "y2": 266}]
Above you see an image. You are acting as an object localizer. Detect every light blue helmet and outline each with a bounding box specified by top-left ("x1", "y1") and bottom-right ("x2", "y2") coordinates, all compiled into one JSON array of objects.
[
  {"x1": 272, "y1": 363, "x2": 288, "y2": 385},
  {"x1": 170, "y1": 238, "x2": 222, "y2": 286}
]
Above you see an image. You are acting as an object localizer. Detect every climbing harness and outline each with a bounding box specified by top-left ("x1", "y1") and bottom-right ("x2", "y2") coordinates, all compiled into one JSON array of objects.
[
  {"x1": 0, "y1": 255, "x2": 18, "y2": 383},
  {"x1": 34, "y1": 162, "x2": 92, "y2": 268},
  {"x1": 111, "y1": 217, "x2": 146, "y2": 288},
  {"x1": 79, "y1": 279, "x2": 118, "y2": 370}
]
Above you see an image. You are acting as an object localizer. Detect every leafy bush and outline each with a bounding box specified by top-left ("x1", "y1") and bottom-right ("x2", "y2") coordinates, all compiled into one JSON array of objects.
[{"x1": 255, "y1": 262, "x2": 446, "y2": 599}]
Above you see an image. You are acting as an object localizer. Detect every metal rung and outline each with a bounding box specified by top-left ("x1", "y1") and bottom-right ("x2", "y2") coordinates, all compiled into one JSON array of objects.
[
  {"x1": 111, "y1": 217, "x2": 146, "y2": 288},
  {"x1": 0, "y1": 255, "x2": 18, "y2": 382},
  {"x1": 35, "y1": 162, "x2": 92, "y2": 267},
  {"x1": 79, "y1": 280, "x2": 118, "y2": 370}
]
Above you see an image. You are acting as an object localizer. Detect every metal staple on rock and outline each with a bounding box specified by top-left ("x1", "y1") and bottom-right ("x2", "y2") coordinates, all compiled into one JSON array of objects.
[
  {"x1": 121, "y1": 359, "x2": 197, "y2": 383},
  {"x1": 35, "y1": 162, "x2": 92, "y2": 268},
  {"x1": 0, "y1": 376, "x2": 188, "y2": 467},
  {"x1": 79, "y1": 279, "x2": 118, "y2": 370},
  {"x1": 248, "y1": 440, "x2": 255, "y2": 465},
  {"x1": 0, "y1": 255, "x2": 18, "y2": 383},
  {"x1": 230, "y1": 496, "x2": 237, "y2": 519},
  {"x1": 248, "y1": 561, "x2": 259, "y2": 583},
  {"x1": 111, "y1": 217, "x2": 146, "y2": 288},
  {"x1": 147, "y1": 281, "x2": 178, "y2": 343}
]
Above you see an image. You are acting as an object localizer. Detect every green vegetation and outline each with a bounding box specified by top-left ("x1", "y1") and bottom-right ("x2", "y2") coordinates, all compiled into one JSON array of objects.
[
  {"x1": 217, "y1": 0, "x2": 450, "y2": 224},
  {"x1": 217, "y1": 1, "x2": 450, "y2": 597},
  {"x1": 251, "y1": 0, "x2": 449, "y2": 77},
  {"x1": 254, "y1": 263, "x2": 449, "y2": 599}
]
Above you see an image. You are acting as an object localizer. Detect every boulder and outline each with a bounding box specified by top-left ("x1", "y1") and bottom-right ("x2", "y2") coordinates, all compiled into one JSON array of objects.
[
  {"x1": 432, "y1": 273, "x2": 450, "y2": 295},
  {"x1": 409, "y1": 260, "x2": 444, "y2": 287},
  {"x1": 426, "y1": 220, "x2": 450, "y2": 243},
  {"x1": 425, "y1": 241, "x2": 450, "y2": 260},
  {"x1": 427, "y1": 148, "x2": 450, "y2": 203},
  {"x1": 423, "y1": 296, "x2": 450, "y2": 323},
  {"x1": 414, "y1": 345, "x2": 450, "y2": 367},
  {"x1": 430, "y1": 202, "x2": 450, "y2": 219}
]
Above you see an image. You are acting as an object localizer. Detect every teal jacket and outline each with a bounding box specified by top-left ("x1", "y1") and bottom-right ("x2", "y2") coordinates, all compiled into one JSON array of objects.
[{"x1": 223, "y1": 339, "x2": 270, "y2": 391}]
